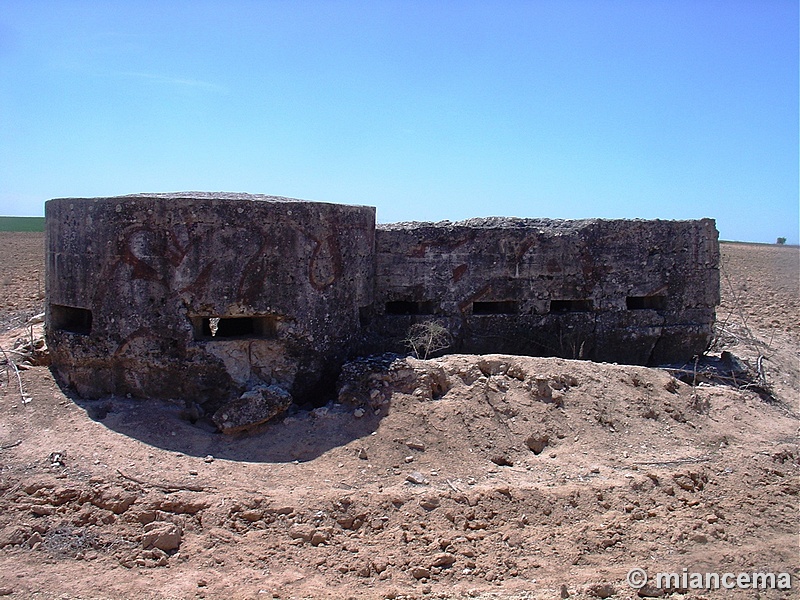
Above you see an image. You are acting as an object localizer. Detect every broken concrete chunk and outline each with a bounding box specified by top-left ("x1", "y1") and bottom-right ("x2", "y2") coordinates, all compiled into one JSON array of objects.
[
  {"x1": 419, "y1": 495, "x2": 440, "y2": 510},
  {"x1": 430, "y1": 552, "x2": 456, "y2": 568},
  {"x1": 410, "y1": 566, "x2": 431, "y2": 579},
  {"x1": 212, "y1": 385, "x2": 292, "y2": 434},
  {"x1": 142, "y1": 521, "x2": 181, "y2": 552},
  {"x1": 288, "y1": 523, "x2": 315, "y2": 542},
  {"x1": 406, "y1": 471, "x2": 429, "y2": 485},
  {"x1": 525, "y1": 433, "x2": 550, "y2": 455}
]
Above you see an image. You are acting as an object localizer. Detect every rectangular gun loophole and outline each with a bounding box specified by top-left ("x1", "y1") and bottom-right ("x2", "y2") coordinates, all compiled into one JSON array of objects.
[
  {"x1": 549, "y1": 299, "x2": 593, "y2": 313},
  {"x1": 472, "y1": 301, "x2": 519, "y2": 315},
  {"x1": 626, "y1": 295, "x2": 667, "y2": 311},
  {"x1": 50, "y1": 304, "x2": 93, "y2": 335},
  {"x1": 192, "y1": 316, "x2": 279, "y2": 340},
  {"x1": 385, "y1": 300, "x2": 438, "y2": 315}
]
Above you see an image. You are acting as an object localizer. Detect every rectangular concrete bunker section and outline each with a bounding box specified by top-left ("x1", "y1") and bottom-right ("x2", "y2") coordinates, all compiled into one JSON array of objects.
[{"x1": 371, "y1": 217, "x2": 719, "y2": 364}]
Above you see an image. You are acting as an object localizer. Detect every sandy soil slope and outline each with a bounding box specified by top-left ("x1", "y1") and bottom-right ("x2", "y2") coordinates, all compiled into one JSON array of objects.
[{"x1": 0, "y1": 234, "x2": 797, "y2": 600}]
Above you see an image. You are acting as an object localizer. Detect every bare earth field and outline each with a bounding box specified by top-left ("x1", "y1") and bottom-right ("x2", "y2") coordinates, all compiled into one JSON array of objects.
[{"x1": 0, "y1": 233, "x2": 797, "y2": 600}]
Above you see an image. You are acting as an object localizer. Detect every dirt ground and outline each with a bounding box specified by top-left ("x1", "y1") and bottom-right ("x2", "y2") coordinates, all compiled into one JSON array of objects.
[{"x1": 0, "y1": 233, "x2": 797, "y2": 600}]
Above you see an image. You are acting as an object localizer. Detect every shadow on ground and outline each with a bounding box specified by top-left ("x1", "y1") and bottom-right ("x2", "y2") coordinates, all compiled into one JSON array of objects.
[{"x1": 69, "y1": 392, "x2": 382, "y2": 463}]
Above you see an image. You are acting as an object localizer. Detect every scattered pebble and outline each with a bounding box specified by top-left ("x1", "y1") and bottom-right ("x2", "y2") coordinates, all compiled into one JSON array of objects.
[
  {"x1": 586, "y1": 582, "x2": 615, "y2": 598},
  {"x1": 490, "y1": 454, "x2": 513, "y2": 467},
  {"x1": 411, "y1": 566, "x2": 430, "y2": 579},
  {"x1": 48, "y1": 451, "x2": 65, "y2": 467},
  {"x1": 419, "y1": 495, "x2": 440, "y2": 510},
  {"x1": 406, "y1": 471, "x2": 429, "y2": 485}
]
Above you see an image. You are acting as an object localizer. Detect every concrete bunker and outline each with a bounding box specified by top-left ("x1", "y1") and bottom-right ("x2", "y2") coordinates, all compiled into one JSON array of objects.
[
  {"x1": 46, "y1": 193, "x2": 720, "y2": 432},
  {"x1": 46, "y1": 193, "x2": 375, "y2": 431},
  {"x1": 366, "y1": 217, "x2": 719, "y2": 364}
]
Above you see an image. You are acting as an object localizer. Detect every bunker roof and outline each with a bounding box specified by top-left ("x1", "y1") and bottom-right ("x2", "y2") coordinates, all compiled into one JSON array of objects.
[{"x1": 50, "y1": 191, "x2": 371, "y2": 210}]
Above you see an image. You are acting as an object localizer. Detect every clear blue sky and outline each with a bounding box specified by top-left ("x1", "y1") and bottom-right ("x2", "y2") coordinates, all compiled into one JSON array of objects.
[{"x1": 1, "y1": 1, "x2": 797, "y2": 243}]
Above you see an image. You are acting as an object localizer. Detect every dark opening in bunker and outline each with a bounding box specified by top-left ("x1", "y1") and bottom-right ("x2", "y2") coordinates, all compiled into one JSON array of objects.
[
  {"x1": 549, "y1": 299, "x2": 593, "y2": 313},
  {"x1": 626, "y1": 295, "x2": 667, "y2": 311},
  {"x1": 192, "y1": 316, "x2": 279, "y2": 340},
  {"x1": 51, "y1": 304, "x2": 93, "y2": 335},
  {"x1": 358, "y1": 305, "x2": 373, "y2": 326},
  {"x1": 385, "y1": 300, "x2": 438, "y2": 315},
  {"x1": 472, "y1": 301, "x2": 519, "y2": 315}
]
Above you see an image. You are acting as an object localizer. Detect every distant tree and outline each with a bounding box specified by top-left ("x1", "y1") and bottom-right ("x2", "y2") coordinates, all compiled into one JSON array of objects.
[{"x1": 776, "y1": 237, "x2": 787, "y2": 245}]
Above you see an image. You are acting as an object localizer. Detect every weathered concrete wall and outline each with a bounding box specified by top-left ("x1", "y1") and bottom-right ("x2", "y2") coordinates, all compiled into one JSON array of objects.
[
  {"x1": 46, "y1": 193, "x2": 375, "y2": 414},
  {"x1": 368, "y1": 218, "x2": 719, "y2": 364}
]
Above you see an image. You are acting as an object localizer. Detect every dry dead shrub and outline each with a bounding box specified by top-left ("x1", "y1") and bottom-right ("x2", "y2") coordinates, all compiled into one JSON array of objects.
[{"x1": 404, "y1": 321, "x2": 452, "y2": 360}]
